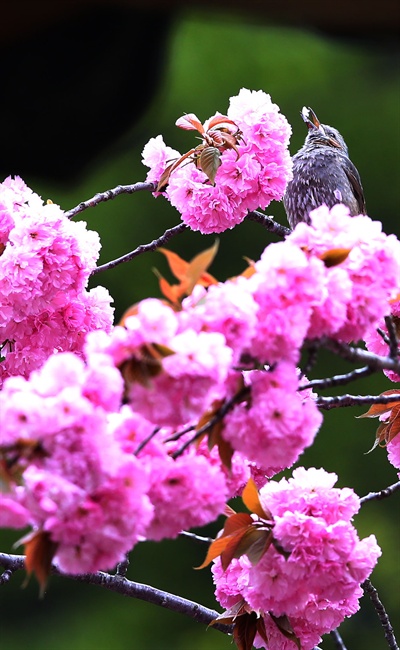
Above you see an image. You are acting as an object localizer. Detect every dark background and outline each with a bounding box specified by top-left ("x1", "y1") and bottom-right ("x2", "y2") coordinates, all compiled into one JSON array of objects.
[{"x1": 1, "y1": 3, "x2": 399, "y2": 649}]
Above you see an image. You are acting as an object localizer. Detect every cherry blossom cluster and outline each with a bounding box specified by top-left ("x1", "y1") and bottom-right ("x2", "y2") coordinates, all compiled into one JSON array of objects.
[
  {"x1": 212, "y1": 468, "x2": 381, "y2": 650},
  {"x1": 0, "y1": 352, "x2": 152, "y2": 573},
  {"x1": 0, "y1": 176, "x2": 113, "y2": 387},
  {"x1": 142, "y1": 88, "x2": 293, "y2": 233}
]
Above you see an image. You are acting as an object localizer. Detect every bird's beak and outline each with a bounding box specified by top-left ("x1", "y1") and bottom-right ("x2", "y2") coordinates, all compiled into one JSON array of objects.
[{"x1": 301, "y1": 107, "x2": 324, "y2": 134}]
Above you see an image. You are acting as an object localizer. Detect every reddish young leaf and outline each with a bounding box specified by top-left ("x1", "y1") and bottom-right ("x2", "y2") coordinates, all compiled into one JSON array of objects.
[
  {"x1": 242, "y1": 478, "x2": 273, "y2": 521},
  {"x1": 155, "y1": 161, "x2": 176, "y2": 192},
  {"x1": 233, "y1": 611, "x2": 258, "y2": 650},
  {"x1": 23, "y1": 530, "x2": 58, "y2": 597},
  {"x1": 158, "y1": 248, "x2": 189, "y2": 282},
  {"x1": 195, "y1": 513, "x2": 253, "y2": 570},
  {"x1": 223, "y1": 513, "x2": 254, "y2": 536},
  {"x1": 209, "y1": 598, "x2": 248, "y2": 626},
  {"x1": 221, "y1": 526, "x2": 273, "y2": 570},
  {"x1": 207, "y1": 115, "x2": 238, "y2": 130},
  {"x1": 185, "y1": 240, "x2": 219, "y2": 295},
  {"x1": 195, "y1": 534, "x2": 237, "y2": 570},
  {"x1": 319, "y1": 247, "x2": 352, "y2": 267},
  {"x1": 175, "y1": 113, "x2": 204, "y2": 133},
  {"x1": 269, "y1": 613, "x2": 301, "y2": 650},
  {"x1": 357, "y1": 390, "x2": 400, "y2": 419}
]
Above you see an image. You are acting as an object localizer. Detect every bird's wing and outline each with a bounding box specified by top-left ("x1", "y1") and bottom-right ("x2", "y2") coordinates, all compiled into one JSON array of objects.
[{"x1": 343, "y1": 158, "x2": 367, "y2": 215}]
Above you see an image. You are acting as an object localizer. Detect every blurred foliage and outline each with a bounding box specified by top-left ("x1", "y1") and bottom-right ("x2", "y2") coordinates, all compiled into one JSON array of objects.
[{"x1": 1, "y1": 8, "x2": 399, "y2": 650}]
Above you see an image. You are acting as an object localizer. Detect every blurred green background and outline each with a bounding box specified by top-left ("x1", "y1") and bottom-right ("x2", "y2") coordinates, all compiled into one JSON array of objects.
[{"x1": 1, "y1": 5, "x2": 399, "y2": 650}]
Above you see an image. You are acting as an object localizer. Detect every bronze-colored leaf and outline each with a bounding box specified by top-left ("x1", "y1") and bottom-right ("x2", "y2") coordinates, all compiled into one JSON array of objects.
[
  {"x1": 223, "y1": 526, "x2": 273, "y2": 569},
  {"x1": 233, "y1": 611, "x2": 258, "y2": 650},
  {"x1": 269, "y1": 612, "x2": 301, "y2": 650},
  {"x1": 242, "y1": 478, "x2": 273, "y2": 521},
  {"x1": 223, "y1": 513, "x2": 254, "y2": 536},
  {"x1": 356, "y1": 390, "x2": 400, "y2": 418},
  {"x1": 23, "y1": 530, "x2": 58, "y2": 597},
  {"x1": 185, "y1": 240, "x2": 220, "y2": 295},
  {"x1": 209, "y1": 598, "x2": 248, "y2": 626},
  {"x1": 216, "y1": 432, "x2": 235, "y2": 472},
  {"x1": 195, "y1": 534, "x2": 236, "y2": 570},
  {"x1": 158, "y1": 248, "x2": 189, "y2": 282},
  {"x1": 319, "y1": 247, "x2": 352, "y2": 267},
  {"x1": 119, "y1": 343, "x2": 175, "y2": 389},
  {"x1": 195, "y1": 513, "x2": 253, "y2": 570},
  {"x1": 156, "y1": 161, "x2": 175, "y2": 192},
  {"x1": 175, "y1": 113, "x2": 204, "y2": 133},
  {"x1": 207, "y1": 115, "x2": 238, "y2": 130},
  {"x1": 199, "y1": 146, "x2": 221, "y2": 185}
]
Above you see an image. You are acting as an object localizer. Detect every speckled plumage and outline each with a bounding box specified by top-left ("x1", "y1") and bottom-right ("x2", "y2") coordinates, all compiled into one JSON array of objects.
[{"x1": 284, "y1": 108, "x2": 366, "y2": 229}]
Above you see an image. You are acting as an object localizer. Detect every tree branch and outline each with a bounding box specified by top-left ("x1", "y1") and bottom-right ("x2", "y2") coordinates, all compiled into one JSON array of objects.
[
  {"x1": 312, "y1": 338, "x2": 400, "y2": 375},
  {"x1": 362, "y1": 579, "x2": 399, "y2": 650},
  {"x1": 299, "y1": 366, "x2": 374, "y2": 391},
  {"x1": 64, "y1": 182, "x2": 157, "y2": 219},
  {"x1": 317, "y1": 393, "x2": 400, "y2": 410},
  {"x1": 246, "y1": 210, "x2": 291, "y2": 238},
  {"x1": 360, "y1": 480, "x2": 400, "y2": 505},
  {"x1": 91, "y1": 223, "x2": 188, "y2": 275},
  {"x1": 0, "y1": 553, "x2": 232, "y2": 635}
]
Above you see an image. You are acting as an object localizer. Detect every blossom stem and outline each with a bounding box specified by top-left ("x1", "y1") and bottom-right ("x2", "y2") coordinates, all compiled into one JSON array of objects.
[
  {"x1": 362, "y1": 579, "x2": 399, "y2": 650},
  {"x1": 64, "y1": 182, "x2": 157, "y2": 219},
  {"x1": 91, "y1": 223, "x2": 188, "y2": 275}
]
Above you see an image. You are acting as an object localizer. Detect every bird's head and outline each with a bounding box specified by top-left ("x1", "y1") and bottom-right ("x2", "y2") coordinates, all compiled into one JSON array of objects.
[{"x1": 301, "y1": 107, "x2": 348, "y2": 154}]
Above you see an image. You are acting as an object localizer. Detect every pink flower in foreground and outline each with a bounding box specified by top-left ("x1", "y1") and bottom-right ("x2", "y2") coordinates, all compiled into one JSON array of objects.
[
  {"x1": 0, "y1": 176, "x2": 114, "y2": 386},
  {"x1": 0, "y1": 352, "x2": 152, "y2": 574},
  {"x1": 142, "y1": 88, "x2": 292, "y2": 233},
  {"x1": 289, "y1": 204, "x2": 400, "y2": 342},
  {"x1": 212, "y1": 468, "x2": 381, "y2": 650}
]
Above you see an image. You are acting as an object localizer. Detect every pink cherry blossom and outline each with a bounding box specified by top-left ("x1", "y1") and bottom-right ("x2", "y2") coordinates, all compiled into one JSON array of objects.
[
  {"x1": 222, "y1": 364, "x2": 322, "y2": 476},
  {"x1": 212, "y1": 468, "x2": 381, "y2": 650},
  {"x1": 142, "y1": 88, "x2": 292, "y2": 234}
]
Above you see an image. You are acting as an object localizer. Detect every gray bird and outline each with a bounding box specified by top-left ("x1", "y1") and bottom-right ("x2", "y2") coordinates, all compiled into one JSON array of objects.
[{"x1": 283, "y1": 107, "x2": 366, "y2": 229}]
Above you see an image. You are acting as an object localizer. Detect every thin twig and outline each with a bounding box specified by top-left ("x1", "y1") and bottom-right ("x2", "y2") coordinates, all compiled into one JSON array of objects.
[
  {"x1": 0, "y1": 553, "x2": 232, "y2": 635},
  {"x1": 65, "y1": 182, "x2": 157, "y2": 219},
  {"x1": 133, "y1": 427, "x2": 161, "y2": 456},
  {"x1": 171, "y1": 385, "x2": 250, "y2": 459},
  {"x1": 246, "y1": 210, "x2": 291, "y2": 238},
  {"x1": 330, "y1": 628, "x2": 348, "y2": 650},
  {"x1": 385, "y1": 315, "x2": 399, "y2": 360},
  {"x1": 362, "y1": 579, "x2": 399, "y2": 650},
  {"x1": 299, "y1": 366, "x2": 374, "y2": 391},
  {"x1": 317, "y1": 393, "x2": 400, "y2": 410},
  {"x1": 91, "y1": 223, "x2": 188, "y2": 275},
  {"x1": 360, "y1": 480, "x2": 400, "y2": 505},
  {"x1": 179, "y1": 531, "x2": 214, "y2": 545}
]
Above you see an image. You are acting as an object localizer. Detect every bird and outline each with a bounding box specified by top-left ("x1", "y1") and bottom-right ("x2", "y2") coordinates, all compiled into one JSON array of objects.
[{"x1": 283, "y1": 107, "x2": 366, "y2": 229}]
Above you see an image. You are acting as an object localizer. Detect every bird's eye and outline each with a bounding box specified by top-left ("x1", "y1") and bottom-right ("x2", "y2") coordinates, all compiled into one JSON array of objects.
[{"x1": 327, "y1": 137, "x2": 342, "y2": 149}]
